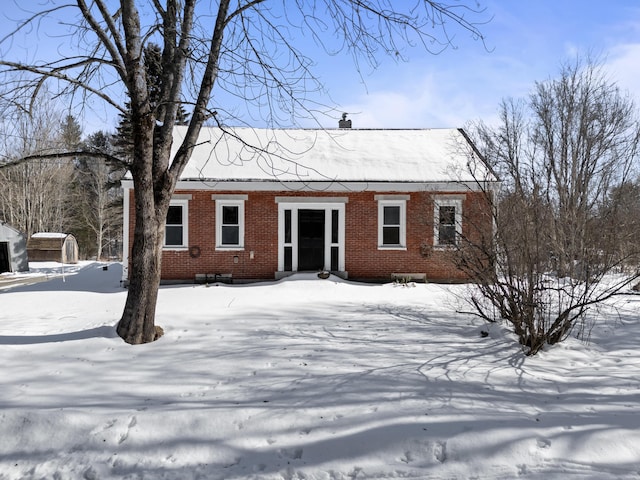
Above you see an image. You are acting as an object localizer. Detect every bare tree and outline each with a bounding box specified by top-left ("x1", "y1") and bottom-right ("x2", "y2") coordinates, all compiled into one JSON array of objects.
[
  {"x1": 0, "y1": 1, "x2": 489, "y2": 344},
  {"x1": 460, "y1": 59, "x2": 640, "y2": 355},
  {"x1": 73, "y1": 131, "x2": 124, "y2": 260},
  {"x1": 0, "y1": 94, "x2": 75, "y2": 237},
  {"x1": 597, "y1": 180, "x2": 640, "y2": 267}
]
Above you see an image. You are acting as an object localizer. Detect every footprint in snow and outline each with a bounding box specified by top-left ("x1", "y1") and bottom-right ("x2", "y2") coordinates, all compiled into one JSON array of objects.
[
  {"x1": 399, "y1": 450, "x2": 414, "y2": 464},
  {"x1": 83, "y1": 466, "x2": 98, "y2": 480},
  {"x1": 118, "y1": 415, "x2": 137, "y2": 444},
  {"x1": 536, "y1": 437, "x2": 551, "y2": 449},
  {"x1": 433, "y1": 440, "x2": 447, "y2": 463},
  {"x1": 279, "y1": 447, "x2": 303, "y2": 460},
  {"x1": 90, "y1": 418, "x2": 116, "y2": 435}
]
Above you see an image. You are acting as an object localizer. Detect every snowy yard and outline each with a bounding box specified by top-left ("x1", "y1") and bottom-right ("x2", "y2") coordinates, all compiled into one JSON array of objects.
[{"x1": 1, "y1": 262, "x2": 639, "y2": 479}]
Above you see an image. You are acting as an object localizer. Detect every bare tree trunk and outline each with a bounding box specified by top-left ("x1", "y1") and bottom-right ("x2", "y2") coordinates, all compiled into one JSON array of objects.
[
  {"x1": 96, "y1": 221, "x2": 104, "y2": 261},
  {"x1": 116, "y1": 184, "x2": 168, "y2": 344}
]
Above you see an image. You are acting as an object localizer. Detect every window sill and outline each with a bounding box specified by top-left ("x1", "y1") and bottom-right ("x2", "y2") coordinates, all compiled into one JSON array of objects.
[
  {"x1": 377, "y1": 245, "x2": 407, "y2": 251},
  {"x1": 215, "y1": 246, "x2": 245, "y2": 251},
  {"x1": 433, "y1": 244, "x2": 457, "y2": 250},
  {"x1": 163, "y1": 246, "x2": 188, "y2": 251}
]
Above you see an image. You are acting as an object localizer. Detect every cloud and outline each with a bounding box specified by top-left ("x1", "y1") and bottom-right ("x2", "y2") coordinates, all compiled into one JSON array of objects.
[
  {"x1": 339, "y1": 75, "x2": 444, "y2": 128},
  {"x1": 336, "y1": 57, "x2": 525, "y2": 129},
  {"x1": 338, "y1": 37, "x2": 640, "y2": 131},
  {"x1": 340, "y1": 85, "x2": 478, "y2": 129},
  {"x1": 606, "y1": 43, "x2": 640, "y2": 101}
]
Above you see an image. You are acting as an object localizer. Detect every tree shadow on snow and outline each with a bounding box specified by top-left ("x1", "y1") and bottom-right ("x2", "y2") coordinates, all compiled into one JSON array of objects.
[
  {"x1": 0, "y1": 262, "x2": 124, "y2": 294},
  {"x1": 3, "y1": 288, "x2": 640, "y2": 478},
  {"x1": 0, "y1": 325, "x2": 117, "y2": 345}
]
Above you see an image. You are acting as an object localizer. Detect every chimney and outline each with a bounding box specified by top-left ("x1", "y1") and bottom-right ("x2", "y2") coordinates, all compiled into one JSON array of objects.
[{"x1": 338, "y1": 113, "x2": 352, "y2": 129}]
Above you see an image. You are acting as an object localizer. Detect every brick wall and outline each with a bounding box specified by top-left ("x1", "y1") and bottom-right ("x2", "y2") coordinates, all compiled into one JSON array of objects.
[
  {"x1": 127, "y1": 188, "x2": 493, "y2": 282},
  {"x1": 342, "y1": 191, "x2": 491, "y2": 281}
]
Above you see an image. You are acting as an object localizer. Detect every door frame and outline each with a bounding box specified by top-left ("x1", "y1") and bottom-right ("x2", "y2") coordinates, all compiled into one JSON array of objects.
[
  {"x1": 276, "y1": 197, "x2": 347, "y2": 273},
  {"x1": 0, "y1": 242, "x2": 10, "y2": 274}
]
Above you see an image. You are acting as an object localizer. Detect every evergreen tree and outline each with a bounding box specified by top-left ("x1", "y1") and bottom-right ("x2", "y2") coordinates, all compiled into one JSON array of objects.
[
  {"x1": 60, "y1": 114, "x2": 82, "y2": 150},
  {"x1": 114, "y1": 43, "x2": 189, "y2": 159}
]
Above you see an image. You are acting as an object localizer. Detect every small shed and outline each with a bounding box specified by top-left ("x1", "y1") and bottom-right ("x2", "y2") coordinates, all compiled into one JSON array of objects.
[
  {"x1": 0, "y1": 222, "x2": 29, "y2": 273},
  {"x1": 27, "y1": 233, "x2": 79, "y2": 264}
]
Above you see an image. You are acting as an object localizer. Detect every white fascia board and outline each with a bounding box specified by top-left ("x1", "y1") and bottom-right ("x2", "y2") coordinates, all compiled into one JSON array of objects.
[
  {"x1": 171, "y1": 180, "x2": 493, "y2": 193},
  {"x1": 122, "y1": 178, "x2": 495, "y2": 192}
]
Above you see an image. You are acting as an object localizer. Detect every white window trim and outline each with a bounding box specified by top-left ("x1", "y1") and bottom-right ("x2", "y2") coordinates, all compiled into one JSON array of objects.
[
  {"x1": 164, "y1": 199, "x2": 189, "y2": 250},
  {"x1": 376, "y1": 196, "x2": 408, "y2": 250},
  {"x1": 213, "y1": 195, "x2": 247, "y2": 251},
  {"x1": 434, "y1": 197, "x2": 463, "y2": 248}
]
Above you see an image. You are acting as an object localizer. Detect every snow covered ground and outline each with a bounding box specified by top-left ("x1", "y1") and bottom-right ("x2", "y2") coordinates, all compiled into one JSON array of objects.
[{"x1": 1, "y1": 262, "x2": 639, "y2": 479}]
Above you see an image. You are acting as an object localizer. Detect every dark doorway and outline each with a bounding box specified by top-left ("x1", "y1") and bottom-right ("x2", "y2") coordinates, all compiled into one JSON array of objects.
[
  {"x1": 298, "y1": 210, "x2": 325, "y2": 270},
  {"x1": 0, "y1": 242, "x2": 10, "y2": 274}
]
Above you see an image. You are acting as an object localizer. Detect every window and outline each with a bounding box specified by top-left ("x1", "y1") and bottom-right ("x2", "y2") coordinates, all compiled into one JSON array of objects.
[
  {"x1": 284, "y1": 209, "x2": 292, "y2": 271},
  {"x1": 214, "y1": 195, "x2": 247, "y2": 250},
  {"x1": 331, "y1": 209, "x2": 339, "y2": 270},
  {"x1": 383, "y1": 205, "x2": 401, "y2": 245},
  {"x1": 439, "y1": 206, "x2": 456, "y2": 245},
  {"x1": 221, "y1": 205, "x2": 240, "y2": 245},
  {"x1": 376, "y1": 196, "x2": 408, "y2": 249},
  {"x1": 434, "y1": 197, "x2": 462, "y2": 247},
  {"x1": 164, "y1": 199, "x2": 189, "y2": 248}
]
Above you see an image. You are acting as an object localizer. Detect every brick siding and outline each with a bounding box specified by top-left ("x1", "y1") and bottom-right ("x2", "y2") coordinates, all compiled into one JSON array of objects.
[{"x1": 127, "y1": 188, "x2": 492, "y2": 282}]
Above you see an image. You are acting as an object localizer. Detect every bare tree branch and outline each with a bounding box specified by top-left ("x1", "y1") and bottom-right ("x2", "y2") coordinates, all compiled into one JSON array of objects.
[
  {"x1": 75, "y1": 0, "x2": 127, "y2": 78},
  {"x1": 0, "y1": 150, "x2": 130, "y2": 170},
  {"x1": 0, "y1": 60, "x2": 125, "y2": 113}
]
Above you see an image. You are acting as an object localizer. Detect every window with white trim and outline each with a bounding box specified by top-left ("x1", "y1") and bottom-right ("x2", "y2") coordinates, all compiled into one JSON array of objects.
[
  {"x1": 214, "y1": 196, "x2": 246, "y2": 250},
  {"x1": 165, "y1": 200, "x2": 189, "y2": 248},
  {"x1": 376, "y1": 196, "x2": 407, "y2": 249},
  {"x1": 434, "y1": 197, "x2": 462, "y2": 247}
]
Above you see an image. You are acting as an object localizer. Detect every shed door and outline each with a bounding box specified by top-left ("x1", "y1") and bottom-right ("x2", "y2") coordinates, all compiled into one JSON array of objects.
[
  {"x1": 0, "y1": 242, "x2": 10, "y2": 273},
  {"x1": 65, "y1": 239, "x2": 75, "y2": 264}
]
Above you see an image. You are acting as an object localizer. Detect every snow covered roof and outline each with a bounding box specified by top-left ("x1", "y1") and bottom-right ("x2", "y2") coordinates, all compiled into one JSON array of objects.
[
  {"x1": 31, "y1": 233, "x2": 69, "y2": 239},
  {"x1": 0, "y1": 221, "x2": 24, "y2": 236},
  {"x1": 172, "y1": 126, "x2": 495, "y2": 184}
]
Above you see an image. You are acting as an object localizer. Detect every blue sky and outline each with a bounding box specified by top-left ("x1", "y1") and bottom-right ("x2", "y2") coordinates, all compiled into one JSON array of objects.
[
  {"x1": 1, "y1": 1, "x2": 639, "y2": 132},
  {"x1": 327, "y1": 1, "x2": 640, "y2": 129}
]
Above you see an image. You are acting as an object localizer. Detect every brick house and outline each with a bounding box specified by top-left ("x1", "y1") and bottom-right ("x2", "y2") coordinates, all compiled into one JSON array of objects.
[{"x1": 121, "y1": 124, "x2": 498, "y2": 284}]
